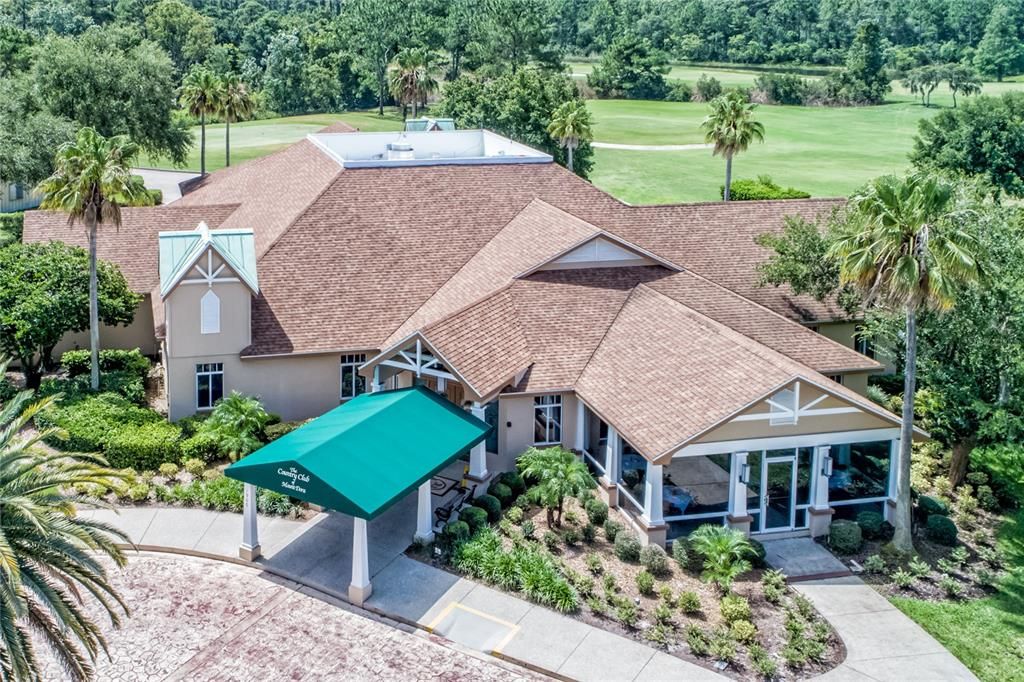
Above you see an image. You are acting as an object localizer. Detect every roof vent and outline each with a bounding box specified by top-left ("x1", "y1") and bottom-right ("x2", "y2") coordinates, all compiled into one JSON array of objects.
[{"x1": 386, "y1": 141, "x2": 414, "y2": 160}]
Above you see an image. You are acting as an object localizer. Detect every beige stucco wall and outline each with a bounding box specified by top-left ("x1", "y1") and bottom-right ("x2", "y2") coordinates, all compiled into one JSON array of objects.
[
  {"x1": 841, "y1": 373, "x2": 869, "y2": 396},
  {"x1": 497, "y1": 392, "x2": 577, "y2": 461},
  {"x1": 165, "y1": 281, "x2": 251, "y2": 359},
  {"x1": 693, "y1": 382, "x2": 895, "y2": 445},
  {"x1": 53, "y1": 297, "x2": 158, "y2": 358},
  {"x1": 816, "y1": 321, "x2": 857, "y2": 349}
]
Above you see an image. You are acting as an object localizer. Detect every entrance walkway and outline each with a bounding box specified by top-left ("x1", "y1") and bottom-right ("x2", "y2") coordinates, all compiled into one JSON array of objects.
[{"x1": 762, "y1": 537, "x2": 850, "y2": 580}]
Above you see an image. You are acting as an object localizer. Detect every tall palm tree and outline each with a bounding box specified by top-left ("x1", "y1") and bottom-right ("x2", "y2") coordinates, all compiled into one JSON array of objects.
[
  {"x1": 547, "y1": 100, "x2": 593, "y2": 174},
  {"x1": 388, "y1": 49, "x2": 438, "y2": 119},
  {"x1": 37, "y1": 128, "x2": 151, "y2": 391},
  {"x1": 180, "y1": 68, "x2": 224, "y2": 176},
  {"x1": 0, "y1": 357, "x2": 131, "y2": 681},
  {"x1": 829, "y1": 173, "x2": 981, "y2": 554},
  {"x1": 517, "y1": 446, "x2": 595, "y2": 527},
  {"x1": 700, "y1": 91, "x2": 765, "y2": 201},
  {"x1": 218, "y1": 75, "x2": 255, "y2": 168}
]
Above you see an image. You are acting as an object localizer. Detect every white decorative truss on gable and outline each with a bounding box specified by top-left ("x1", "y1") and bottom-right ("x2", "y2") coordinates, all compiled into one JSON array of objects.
[{"x1": 733, "y1": 380, "x2": 861, "y2": 425}]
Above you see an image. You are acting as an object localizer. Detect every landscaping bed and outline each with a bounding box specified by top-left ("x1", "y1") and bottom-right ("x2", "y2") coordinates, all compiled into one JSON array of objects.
[{"x1": 414, "y1": 448, "x2": 843, "y2": 681}]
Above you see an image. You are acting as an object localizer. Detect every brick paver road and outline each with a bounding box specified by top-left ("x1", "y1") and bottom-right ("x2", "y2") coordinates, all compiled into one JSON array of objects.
[{"x1": 38, "y1": 553, "x2": 537, "y2": 681}]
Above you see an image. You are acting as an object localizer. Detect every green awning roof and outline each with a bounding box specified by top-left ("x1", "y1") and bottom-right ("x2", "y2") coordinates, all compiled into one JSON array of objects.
[{"x1": 224, "y1": 386, "x2": 490, "y2": 519}]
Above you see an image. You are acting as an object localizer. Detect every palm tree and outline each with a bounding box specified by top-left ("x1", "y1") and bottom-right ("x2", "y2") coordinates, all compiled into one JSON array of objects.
[
  {"x1": 829, "y1": 173, "x2": 981, "y2": 554},
  {"x1": 516, "y1": 446, "x2": 595, "y2": 527},
  {"x1": 201, "y1": 391, "x2": 271, "y2": 461},
  {"x1": 388, "y1": 49, "x2": 438, "y2": 119},
  {"x1": 547, "y1": 101, "x2": 593, "y2": 174},
  {"x1": 180, "y1": 68, "x2": 224, "y2": 176},
  {"x1": 700, "y1": 91, "x2": 765, "y2": 201},
  {"x1": 217, "y1": 75, "x2": 255, "y2": 168},
  {"x1": 0, "y1": 357, "x2": 131, "y2": 681},
  {"x1": 37, "y1": 128, "x2": 151, "y2": 391},
  {"x1": 688, "y1": 524, "x2": 753, "y2": 593}
]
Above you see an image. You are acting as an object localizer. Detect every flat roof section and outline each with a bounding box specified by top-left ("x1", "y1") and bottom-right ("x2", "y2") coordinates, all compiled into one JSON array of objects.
[{"x1": 307, "y1": 129, "x2": 552, "y2": 168}]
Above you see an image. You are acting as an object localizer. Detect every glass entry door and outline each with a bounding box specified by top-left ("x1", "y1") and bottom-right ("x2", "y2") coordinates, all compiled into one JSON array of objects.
[{"x1": 762, "y1": 455, "x2": 797, "y2": 532}]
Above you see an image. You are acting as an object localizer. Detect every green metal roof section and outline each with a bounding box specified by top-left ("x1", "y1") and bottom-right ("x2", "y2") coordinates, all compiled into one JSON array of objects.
[
  {"x1": 404, "y1": 117, "x2": 456, "y2": 132},
  {"x1": 158, "y1": 222, "x2": 258, "y2": 297},
  {"x1": 224, "y1": 386, "x2": 491, "y2": 519}
]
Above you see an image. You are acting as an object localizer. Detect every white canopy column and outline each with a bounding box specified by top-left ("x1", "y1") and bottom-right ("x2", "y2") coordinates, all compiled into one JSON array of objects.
[
  {"x1": 240, "y1": 482, "x2": 261, "y2": 560},
  {"x1": 414, "y1": 481, "x2": 435, "y2": 543},
  {"x1": 642, "y1": 460, "x2": 664, "y2": 527},
  {"x1": 468, "y1": 401, "x2": 489, "y2": 482},
  {"x1": 349, "y1": 517, "x2": 372, "y2": 606},
  {"x1": 808, "y1": 445, "x2": 833, "y2": 537}
]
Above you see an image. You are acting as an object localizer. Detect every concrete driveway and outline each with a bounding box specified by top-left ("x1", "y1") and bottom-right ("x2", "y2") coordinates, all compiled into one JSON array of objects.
[{"x1": 132, "y1": 168, "x2": 200, "y2": 204}]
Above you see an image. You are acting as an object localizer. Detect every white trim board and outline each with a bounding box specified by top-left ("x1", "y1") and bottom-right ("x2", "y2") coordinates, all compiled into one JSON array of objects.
[{"x1": 672, "y1": 428, "x2": 901, "y2": 458}]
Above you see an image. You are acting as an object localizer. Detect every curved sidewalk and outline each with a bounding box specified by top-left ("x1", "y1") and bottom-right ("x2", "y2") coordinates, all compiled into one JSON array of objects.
[{"x1": 90, "y1": 505, "x2": 975, "y2": 682}]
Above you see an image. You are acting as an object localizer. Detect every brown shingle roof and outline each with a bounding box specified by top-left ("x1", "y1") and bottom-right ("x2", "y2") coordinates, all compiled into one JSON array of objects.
[
  {"x1": 317, "y1": 120, "x2": 359, "y2": 133},
  {"x1": 21, "y1": 204, "x2": 240, "y2": 291}
]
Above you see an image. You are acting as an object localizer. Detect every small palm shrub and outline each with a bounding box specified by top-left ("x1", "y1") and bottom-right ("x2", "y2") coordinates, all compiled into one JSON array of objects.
[
  {"x1": 720, "y1": 595, "x2": 751, "y2": 623},
  {"x1": 688, "y1": 524, "x2": 753, "y2": 592},
  {"x1": 640, "y1": 543, "x2": 670, "y2": 576},
  {"x1": 636, "y1": 570, "x2": 655, "y2": 595},
  {"x1": 614, "y1": 532, "x2": 642, "y2": 562},
  {"x1": 517, "y1": 446, "x2": 596, "y2": 526},
  {"x1": 199, "y1": 391, "x2": 272, "y2": 461},
  {"x1": 678, "y1": 590, "x2": 702, "y2": 614}
]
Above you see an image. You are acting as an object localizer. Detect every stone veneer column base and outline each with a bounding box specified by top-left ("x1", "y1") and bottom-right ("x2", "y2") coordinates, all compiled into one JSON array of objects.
[
  {"x1": 239, "y1": 544, "x2": 261, "y2": 561},
  {"x1": 727, "y1": 514, "x2": 753, "y2": 536},
  {"x1": 808, "y1": 507, "x2": 834, "y2": 538},
  {"x1": 348, "y1": 582, "x2": 372, "y2": 607}
]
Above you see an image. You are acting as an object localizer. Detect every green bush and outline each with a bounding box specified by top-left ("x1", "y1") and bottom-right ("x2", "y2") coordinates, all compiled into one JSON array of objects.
[
  {"x1": 0, "y1": 212, "x2": 24, "y2": 242},
  {"x1": 613, "y1": 532, "x2": 642, "y2": 562},
  {"x1": 678, "y1": 590, "x2": 701, "y2": 614},
  {"x1": 581, "y1": 523, "x2": 597, "y2": 543},
  {"x1": 688, "y1": 524, "x2": 754, "y2": 592},
  {"x1": 473, "y1": 493, "x2": 502, "y2": 522},
  {"x1": 265, "y1": 421, "x2": 303, "y2": 442},
  {"x1": 917, "y1": 495, "x2": 950, "y2": 519},
  {"x1": 61, "y1": 348, "x2": 150, "y2": 380},
  {"x1": 720, "y1": 594, "x2": 751, "y2": 623},
  {"x1": 976, "y1": 485, "x2": 1000, "y2": 511},
  {"x1": 640, "y1": 543, "x2": 670, "y2": 576},
  {"x1": 104, "y1": 421, "x2": 183, "y2": 470},
  {"x1": 196, "y1": 475, "x2": 244, "y2": 511},
  {"x1": 128, "y1": 482, "x2": 150, "y2": 502},
  {"x1": 36, "y1": 392, "x2": 163, "y2": 453},
  {"x1": 828, "y1": 520, "x2": 862, "y2": 554},
  {"x1": 686, "y1": 624, "x2": 710, "y2": 656},
  {"x1": 616, "y1": 600, "x2": 639, "y2": 628},
  {"x1": 730, "y1": 619, "x2": 757, "y2": 643},
  {"x1": 635, "y1": 569, "x2": 655, "y2": 595},
  {"x1": 603, "y1": 518, "x2": 622, "y2": 542},
  {"x1": 584, "y1": 497, "x2": 608, "y2": 525},
  {"x1": 747, "y1": 538, "x2": 767, "y2": 567},
  {"x1": 148, "y1": 189, "x2": 163, "y2": 205},
  {"x1": 460, "y1": 506, "x2": 488, "y2": 534},
  {"x1": 488, "y1": 481, "x2": 513, "y2": 507},
  {"x1": 180, "y1": 431, "x2": 220, "y2": 462},
  {"x1": 671, "y1": 539, "x2": 689, "y2": 568},
  {"x1": 856, "y1": 510, "x2": 884, "y2": 539},
  {"x1": 665, "y1": 80, "x2": 692, "y2": 102},
  {"x1": 257, "y1": 490, "x2": 296, "y2": 515},
  {"x1": 158, "y1": 462, "x2": 180, "y2": 478},
  {"x1": 753, "y1": 72, "x2": 808, "y2": 104},
  {"x1": 723, "y1": 176, "x2": 811, "y2": 201},
  {"x1": 505, "y1": 506, "x2": 524, "y2": 524},
  {"x1": 926, "y1": 514, "x2": 959, "y2": 546},
  {"x1": 182, "y1": 458, "x2": 205, "y2": 476},
  {"x1": 497, "y1": 470, "x2": 526, "y2": 498},
  {"x1": 694, "y1": 73, "x2": 723, "y2": 101},
  {"x1": 441, "y1": 520, "x2": 471, "y2": 548},
  {"x1": 0, "y1": 375, "x2": 19, "y2": 404}
]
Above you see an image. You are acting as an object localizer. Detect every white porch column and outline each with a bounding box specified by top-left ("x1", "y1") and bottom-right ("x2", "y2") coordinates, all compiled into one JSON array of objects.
[
  {"x1": 370, "y1": 366, "x2": 382, "y2": 393},
  {"x1": 240, "y1": 482, "x2": 261, "y2": 561},
  {"x1": 468, "y1": 401, "x2": 489, "y2": 481},
  {"x1": 727, "y1": 452, "x2": 751, "y2": 535},
  {"x1": 574, "y1": 398, "x2": 585, "y2": 452},
  {"x1": 606, "y1": 426, "x2": 620, "y2": 485},
  {"x1": 349, "y1": 517, "x2": 372, "y2": 606},
  {"x1": 642, "y1": 460, "x2": 664, "y2": 527},
  {"x1": 414, "y1": 481, "x2": 435, "y2": 543},
  {"x1": 884, "y1": 438, "x2": 899, "y2": 523},
  {"x1": 437, "y1": 376, "x2": 447, "y2": 394},
  {"x1": 808, "y1": 445, "x2": 833, "y2": 537}
]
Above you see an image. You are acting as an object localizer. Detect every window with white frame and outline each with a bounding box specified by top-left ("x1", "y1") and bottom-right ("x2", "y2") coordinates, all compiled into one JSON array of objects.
[
  {"x1": 769, "y1": 388, "x2": 797, "y2": 425},
  {"x1": 196, "y1": 363, "x2": 224, "y2": 410},
  {"x1": 826, "y1": 374, "x2": 844, "y2": 385},
  {"x1": 340, "y1": 353, "x2": 367, "y2": 400},
  {"x1": 533, "y1": 395, "x2": 562, "y2": 445},
  {"x1": 200, "y1": 289, "x2": 220, "y2": 334},
  {"x1": 8, "y1": 183, "x2": 23, "y2": 201}
]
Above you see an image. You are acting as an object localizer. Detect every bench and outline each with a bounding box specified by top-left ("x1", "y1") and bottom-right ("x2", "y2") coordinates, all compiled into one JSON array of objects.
[{"x1": 434, "y1": 483, "x2": 478, "y2": 527}]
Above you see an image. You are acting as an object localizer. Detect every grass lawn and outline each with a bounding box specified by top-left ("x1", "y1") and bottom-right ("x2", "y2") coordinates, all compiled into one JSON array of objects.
[
  {"x1": 890, "y1": 509, "x2": 1024, "y2": 682},
  {"x1": 137, "y1": 111, "x2": 404, "y2": 173}
]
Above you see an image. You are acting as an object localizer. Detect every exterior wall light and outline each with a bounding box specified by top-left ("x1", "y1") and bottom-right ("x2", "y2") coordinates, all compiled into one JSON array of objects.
[
  {"x1": 821, "y1": 454, "x2": 833, "y2": 477},
  {"x1": 739, "y1": 463, "x2": 751, "y2": 485}
]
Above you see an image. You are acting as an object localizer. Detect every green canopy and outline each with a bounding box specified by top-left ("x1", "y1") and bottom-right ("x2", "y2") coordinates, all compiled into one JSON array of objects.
[{"x1": 225, "y1": 386, "x2": 490, "y2": 519}]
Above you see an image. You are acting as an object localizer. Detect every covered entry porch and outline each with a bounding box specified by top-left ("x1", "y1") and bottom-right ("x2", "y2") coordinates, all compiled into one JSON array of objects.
[{"x1": 225, "y1": 385, "x2": 490, "y2": 605}]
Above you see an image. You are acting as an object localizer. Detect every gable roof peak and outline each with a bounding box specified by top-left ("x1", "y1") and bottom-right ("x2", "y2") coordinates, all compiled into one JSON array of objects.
[{"x1": 158, "y1": 222, "x2": 259, "y2": 298}]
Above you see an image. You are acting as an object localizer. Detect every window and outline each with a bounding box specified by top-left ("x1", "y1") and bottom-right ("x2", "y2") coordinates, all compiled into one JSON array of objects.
[
  {"x1": 8, "y1": 184, "x2": 23, "y2": 201},
  {"x1": 200, "y1": 290, "x2": 220, "y2": 334},
  {"x1": 582, "y1": 405, "x2": 608, "y2": 476},
  {"x1": 533, "y1": 395, "x2": 562, "y2": 445},
  {"x1": 340, "y1": 354, "x2": 367, "y2": 400},
  {"x1": 195, "y1": 363, "x2": 223, "y2": 410},
  {"x1": 769, "y1": 388, "x2": 797, "y2": 425},
  {"x1": 855, "y1": 326, "x2": 875, "y2": 359},
  {"x1": 826, "y1": 374, "x2": 844, "y2": 385},
  {"x1": 616, "y1": 439, "x2": 647, "y2": 513},
  {"x1": 828, "y1": 441, "x2": 892, "y2": 504}
]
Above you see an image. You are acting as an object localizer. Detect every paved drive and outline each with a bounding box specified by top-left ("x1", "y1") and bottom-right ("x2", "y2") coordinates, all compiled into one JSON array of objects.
[
  {"x1": 133, "y1": 168, "x2": 200, "y2": 204},
  {"x1": 38, "y1": 553, "x2": 533, "y2": 681}
]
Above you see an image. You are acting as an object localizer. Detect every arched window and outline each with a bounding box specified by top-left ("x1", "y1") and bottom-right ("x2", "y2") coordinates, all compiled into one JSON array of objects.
[{"x1": 200, "y1": 289, "x2": 220, "y2": 334}]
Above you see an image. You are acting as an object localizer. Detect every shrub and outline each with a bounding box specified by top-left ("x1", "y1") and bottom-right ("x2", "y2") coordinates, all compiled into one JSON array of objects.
[
  {"x1": 36, "y1": 392, "x2": 162, "y2": 453},
  {"x1": 505, "y1": 506, "x2": 524, "y2": 524},
  {"x1": 543, "y1": 530, "x2": 559, "y2": 551},
  {"x1": 581, "y1": 523, "x2": 597, "y2": 543},
  {"x1": 0, "y1": 212, "x2": 24, "y2": 242},
  {"x1": 863, "y1": 554, "x2": 886, "y2": 574},
  {"x1": 182, "y1": 458, "x2": 206, "y2": 476},
  {"x1": 908, "y1": 556, "x2": 931, "y2": 578},
  {"x1": 753, "y1": 72, "x2": 808, "y2": 104},
  {"x1": 257, "y1": 490, "x2": 296, "y2": 515},
  {"x1": 939, "y1": 574, "x2": 964, "y2": 598},
  {"x1": 665, "y1": 80, "x2": 692, "y2": 102},
  {"x1": 671, "y1": 539, "x2": 689, "y2": 568},
  {"x1": 265, "y1": 421, "x2": 302, "y2": 442},
  {"x1": 658, "y1": 585, "x2": 674, "y2": 605},
  {"x1": 104, "y1": 421, "x2": 184, "y2": 470},
  {"x1": 720, "y1": 595, "x2": 751, "y2": 623},
  {"x1": 749, "y1": 643, "x2": 778, "y2": 679},
  {"x1": 723, "y1": 176, "x2": 811, "y2": 201},
  {"x1": 936, "y1": 557, "x2": 958, "y2": 574},
  {"x1": 602, "y1": 573, "x2": 618, "y2": 597},
  {"x1": 890, "y1": 568, "x2": 916, "y2": 589},
  {"x1": 926, "y1": 514, "x2": 958, "y2": 546},
  {"x1": 585, "y1": 552, "x2": 603, "y2": 575},
  {"x1": 563, "y1": 527, "x2": 581, "y2": 546},
  {"x1": 473, "y1": 494, "x2": 502, "y2": 522},
  {"x1": 603, "y1": 518, "x2": 622, "y2": 542},
  {"x1": 179, "y1": 431, "x2": 220, "y2": 462},
  {"x1": 762, "y1": 568, "x2": 787, "y2": 603},
  {"x1": 856, "y1": 511, "x2": 884, "y2": 539},
  {"x1": 828, "y1": 520, "x2": 862, "y2": 554},
  {"x1": 497, "y1": 470, "x2": 526, "y2": 498},
  {"x1": 694, "y1": 74, "x2": 722, "y2": 101},
  {"x1": 747, "y1": 538, "x2": 767, "y2": 567},
  {"x1": 615, "y1": 600, "x2": 638, "y2": 628},
  {"x1": 586, "y1": 595, "x2": 606, "y2": 616},
  {"x1": 917, "y1": 494, "x2": 950, "y2": 519},
  {"x1": 686, "y1": 624, "x2": 710, "y2": 656},
  {"x1": 730, "y1": 619, "x2": 757, "y2": 643},
  {"x1": 614, "y1": 532, "x2": 642, "y2": 562},
  {"x1": 975, "y1": 567, "x2": 999, "y2": 588},
  {"x1": 441, "y1": 520, "x2": 471, "y2": 548},
  {"x1": 688, "y1": 524, "x2": 753, "y2": 592},
  {"x1": 976, "y1": 485, "x2": 999, "y2": 511},
  {"x1": 198, "y1": 392, "x2": 271, "y2": 461},
  {"x1": 640, "y1": 543, "x2": 670, "y2": 576},
  {"x1": 584, "y1": 497, "x2": 608, "y2": 526},
  {"x1": 0, "y1": 375, "x2": 17, "y2": 404},
  {"x1": 61, "y1": 348, "x2": 150, "y2": 380},
  {"x1": 521, "y1": 519, "x2": 536, "y2": 538},
  {"x1": 636, "y1": 569, "x2": 655, "y2": 595},
  {"x1": 128, "y1": 482, "x2": 150, "y2": 502},
  {"x1": 488, "y1": 481, "x2": 513, "y2": 507},
  {"x1": 678, "y1": 590, "x2": 701, "y2": 614},
  {"x1": 196, "y1": 475, "x2": 244, "y2": 510},
  {"x1": 709, "y1": 629, "x2": 738, "y2": 662},
  {"x1": 950, "y1": 546, "x2": 970, "y2": 566},
  {"x1": 460, "y1": 506, "x2": 488, "y2": 534}
]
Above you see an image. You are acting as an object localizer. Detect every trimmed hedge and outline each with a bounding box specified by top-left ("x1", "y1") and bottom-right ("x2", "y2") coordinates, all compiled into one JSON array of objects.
[
  {"x1": 917, "y1": 495, "x2": 950, "y2": 521},
  {"x1": 828, "y1": 519, "x2": 862, "y2": 554},
  {"x1": 497, "y1": 470, "x2": 526, "y2": 498},
  {"x1": 614, "y1": 532, "x2": 642, "y2": 562},
  {"x1": 488, "y1": 481, "x2": 514, "y2": 507},
  {"x1": 61, "y1": 348, "x2": 150, "y2": 380},
  {"x1": 722, "y1": 176, "x2": 811, "y2": 201},
  {"x1": 460, "y1": 506, "x2": 488, "y2": 534},
  {"x1": 265, "y1": 420, "x2": 303, "y2": 442},
  {"x1": 0, "y1": 212, "x2": 24, "y2": 242},
  {"x1": 474, "y1": 493, "x2": 502, "y2": 522},
  {"x1": 104, "y1": 420, "x2": 183, "y2": 470},
  {"x1": 180, "y1": 431, "x2": 220, "y2": 462},
  {"x1": 36, "y1": 392, "x2": 163, "y2": 452},
  {"x1": 926, "y1": 514, "x2": 958, "y2": 546}
]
